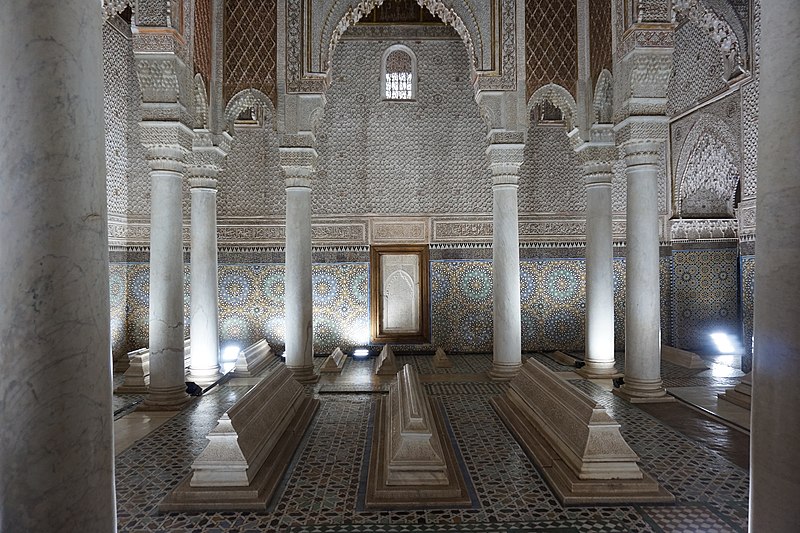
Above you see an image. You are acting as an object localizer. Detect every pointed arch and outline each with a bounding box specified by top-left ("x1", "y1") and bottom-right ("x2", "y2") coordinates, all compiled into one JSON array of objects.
[
  {"x1": 674, "y1": 113, "x2": 741, "y2": 217},
  {"x1": 527, "y1": 83, "x2": 579, "y2": 132},
  {"x1": 322, "y1": 0, "x2": 480, "y2": 80},
  {"x1": 194, "y1": 73, "x2": 209, "y2": 129},
  {"x1": 593, "y1": 69, "x2": 613, "y2": 124},
  {"x1": 224, "y1": 89, "x2": 275, "y2": 133}
]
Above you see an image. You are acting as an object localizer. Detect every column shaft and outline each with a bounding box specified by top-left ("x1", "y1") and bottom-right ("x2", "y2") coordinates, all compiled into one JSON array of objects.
[
  {"x1": 490, "y1": 181, "x2": 522, "y2": 380},
  {"x1": 189, "y1": 180, "x2": 221, "y2": 384},
  {"x1": 616, "y1": 142, "x2": 668, "y2": 401},
  {"x1": 285, "y1": 184, "x2": 317, "y2": 383},
  {"x1": 750, "y1": 0, "x2": 800, "y2": 529},
  {"x1": 146, "y1": 169, "x2": 190, "y2": 408},
  {"x1": 0, "y1": 0, "x2": 116, "y2": 529},
  {"x1": 582, "y1": 168, "x2": 616, "y2": 376}
]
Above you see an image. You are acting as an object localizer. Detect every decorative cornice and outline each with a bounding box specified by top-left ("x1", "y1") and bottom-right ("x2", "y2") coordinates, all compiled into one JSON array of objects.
[{"x1": 670, "y1": 218, "x2": 738, "y2": 240}]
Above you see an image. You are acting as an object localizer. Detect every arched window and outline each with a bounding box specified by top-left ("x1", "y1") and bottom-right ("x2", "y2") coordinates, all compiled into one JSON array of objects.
[{"x1": 381, "y1": 45, "x2": 416, "y2": 100}]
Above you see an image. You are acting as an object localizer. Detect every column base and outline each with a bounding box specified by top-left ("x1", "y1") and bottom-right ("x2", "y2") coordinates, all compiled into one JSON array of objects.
[
  {"x1": 187, "y1": 368, "x2": 224, "y2": 387},
  {"x1": 488, "y1": 361, "x2": 522, "y2": 382},
  {"x1": 140, "y1": 385, "x2": 193, "y2": 411},
  {"x1": 613, "y1": 382, "x2": 676, "y2": 404},
  {"x1": 574, "y1": 364, "x2": 622, "y2": 379},
  {"x1": 287, "y1": 365, "x2": 319, "y2": 385}
]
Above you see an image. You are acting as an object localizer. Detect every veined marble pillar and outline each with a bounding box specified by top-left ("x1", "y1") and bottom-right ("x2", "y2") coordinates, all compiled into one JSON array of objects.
[
  {"x1": 144, "y1": 148, "x2": 191, "y2": 409},
  {"x1": 750, "y1": 0, "x2": 800, "y2": 529},
  {"x1": 614, "y1": 141, "x2": 669, "y2": 402},
  {"x1": 188, "y1": 177, "x2": 222, "y2": 385},
  {"x1": 0, "y1": 0, "x2": 116, "y2": 529},
  {"x1": 487, "y1": 143, "x2": 524, "y2": 381},
  {"x1": 282, "y1": 148, "x2": 318, "y2": 384},
  {"x1": 580, "y1": 160, "x2": 616, "y2": 377}
]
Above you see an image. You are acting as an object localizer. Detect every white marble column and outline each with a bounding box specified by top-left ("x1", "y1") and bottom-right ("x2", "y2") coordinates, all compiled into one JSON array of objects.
[
  {"x1": 144, "y1": 148, "x2": 191, "y2": 409},
  {"x1": 487, "y1": 144, "x2": 524, "y2": 381},
  {"x1": 614, "y1": 141, "x2": 670, "y2": 402},
  {"x1": 188, "y1": 177, "x2": 222, "y2": 385},
  {"x1": 0, "y1": 0, "x2": 116, "y2": 529},
  {"x1": 283, "y1": 164, "x2": 318, "y2": 383},
  {"x1": 750, "y1": 0, "x2": 800, "y2": 529},
  {"x1": 579, "y1": 161, "x2": 616, "y2": 377}
]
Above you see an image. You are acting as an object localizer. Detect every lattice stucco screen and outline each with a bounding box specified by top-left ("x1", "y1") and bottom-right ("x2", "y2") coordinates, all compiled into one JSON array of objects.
[
  {"x1": 223, "y1": 0, "x2": 278, "y2": 107},
  {"x1": 525, "y1": 0, "x2": 578, "y2": 98}
]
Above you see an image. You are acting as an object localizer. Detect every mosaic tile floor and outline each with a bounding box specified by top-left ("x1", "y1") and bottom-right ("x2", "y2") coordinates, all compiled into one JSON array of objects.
[{"x1": 113, "y1": 354, "x2": 749, "y2": 532}]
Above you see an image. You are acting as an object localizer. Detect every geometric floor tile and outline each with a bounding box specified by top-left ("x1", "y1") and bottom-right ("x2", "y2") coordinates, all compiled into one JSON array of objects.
[{"x1": 113, "y1": 353, "x2": 749, "y2": 533}]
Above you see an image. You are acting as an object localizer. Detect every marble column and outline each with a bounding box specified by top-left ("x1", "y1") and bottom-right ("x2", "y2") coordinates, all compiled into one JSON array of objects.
[
  {"x1": 579, "y1": 160, "x2": 616, "y2": 377},
  {"x1": 144, "y1": 148, "x2": 191, "y2": 409},
  {"x1": 750, "y1": 0, "x2": 800, "y2": 529},
  {"x1": 283, "y1": 156, "x2": 318, "y2": 384},
  {"x1": 0, "y1": 0, "x2": 116, "y2": 530},
  {"x1": 487, "y1": 144, "x2": 524, "y2": 381},
  {"x1": 614, "y1": 141, "x2": 670, "y2": 402},
  {"x1": 188, "y1": 177, "x2": 222, "y2": 385}
]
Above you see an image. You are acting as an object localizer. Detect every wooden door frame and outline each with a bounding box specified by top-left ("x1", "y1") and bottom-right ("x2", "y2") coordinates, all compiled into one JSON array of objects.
[{"x1": 369, "y1": 244, "x2": 430, "y2": 343}]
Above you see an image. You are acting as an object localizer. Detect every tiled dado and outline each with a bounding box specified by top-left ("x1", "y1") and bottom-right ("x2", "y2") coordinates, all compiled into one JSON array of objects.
[
  {"x1": 430, "y1": 258, "x2": 672, "y2": 353},
  {"x1": 112, "y1": 255, "x2": 706, "y2": 356},
  {"x1": 670, "y1": 249, "x2": 740, "y2": 351},
  {"x1": 116, "y1": 262, "x2": 369, "y2": 354},
  {"x1": 739, "y1": 256, "x2": 755, "y2": 372}
]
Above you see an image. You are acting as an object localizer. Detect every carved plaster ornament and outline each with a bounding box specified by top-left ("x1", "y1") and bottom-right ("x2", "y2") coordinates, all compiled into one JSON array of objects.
[
  {"x1": 680, "y1": 134, "x2": 739, "y2": 217},
  {"x1": 102, "y1": 0, "x2": 133, "y2": 20},
  {"x1": 324, "y1": 0, "x2": 478, "y2": 77},
  {"x1": 672, "y1": 0, "x2": 746, "y2": 80}
]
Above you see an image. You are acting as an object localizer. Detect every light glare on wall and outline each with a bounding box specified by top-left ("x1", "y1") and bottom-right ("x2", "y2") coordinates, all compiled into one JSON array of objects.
[
  {"x1": 348, "y1": 322, "x2": 371, "y2": 345},
  {"x1": 353, "y1": 348, "x2": 370, "y2": 358},
  {"x1": 710, "y1": 332, "x2": 735, "y2": 354},
  {"x1": 221, "y1": 344, "x2": 242, "y2": 363}
]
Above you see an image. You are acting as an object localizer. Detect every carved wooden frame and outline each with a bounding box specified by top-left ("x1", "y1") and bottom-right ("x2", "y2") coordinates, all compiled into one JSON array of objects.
[{"x1": 370, "y1": 244, "x2": 430, "y2": 344}]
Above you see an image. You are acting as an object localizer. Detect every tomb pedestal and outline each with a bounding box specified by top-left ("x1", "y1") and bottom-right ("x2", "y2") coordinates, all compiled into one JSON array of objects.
[
  {"x1": 365, "y1": 365, "x2": 471, "y2": 508},
  {"x1": 160, "y1": 365, "x2": 319, "y2": 511},
  {"x1": 492, "y1": 359, "x2": 673, "y2": 505}
]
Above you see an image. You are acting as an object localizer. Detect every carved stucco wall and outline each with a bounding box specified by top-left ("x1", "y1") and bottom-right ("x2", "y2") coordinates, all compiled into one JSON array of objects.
[
  {"x1": 217, "y1": 119, "x2": 284, "y2": 217},
  {"x1": 314, "y1": 35, "x2": 491, "y2": 215},
  {"x1": 518, "y1": 125, "x2": 584, "y2": 214},
  {"x1": 667, "y1": 21, "x2": 727, "y2": 116},
  {"x1": 103, "y1": 18, "x2": 133, "y2": 217},
  {"x1": 103, "y1": 14, "x2": 163, "y2": 218}
]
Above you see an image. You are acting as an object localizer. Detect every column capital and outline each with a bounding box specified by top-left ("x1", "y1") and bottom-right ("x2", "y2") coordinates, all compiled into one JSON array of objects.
[
  {"x1": 486, "y1": 142, "x2": 524, "y2": 185},
  {"x1": 145, "y1": 145, "x2": 186, "y2": 173},
  {"x1": 622, "y1": 140, "x2": 663, "y2": 167},
  {"x1": 583, "y1": 161, "x2": 614, "y2": 186},
  {"x1": 280, "y1": 146, "x2": 318, "y2": 187},
  {"x1": 141, "y1": 121, "x2": 194, "y2": 172},
  {"x1": 188, "y1": 177, "x2": 218, "y2": 190},
  {"x1": 189, "y1": 129, "x2": 230, "y2": 179}
]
